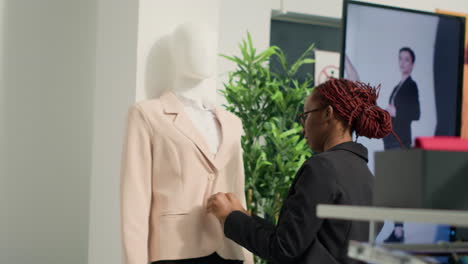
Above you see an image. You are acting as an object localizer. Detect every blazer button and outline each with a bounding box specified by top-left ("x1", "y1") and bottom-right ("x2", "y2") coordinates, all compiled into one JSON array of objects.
[{"x1": 208, "y1": 173, "x2": 215, "y2": 181}]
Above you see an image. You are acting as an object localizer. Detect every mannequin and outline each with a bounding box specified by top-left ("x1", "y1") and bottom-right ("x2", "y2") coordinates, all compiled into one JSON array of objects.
[
  {"x1": 170, "y1": 23, "x2": 220, "y2": 155},
  {"x1": 120, "y1": 22, "x2": 253, "y2": 264},
  {"x1": 171, "y1": 23, "x2": 217, "y2": 106}
]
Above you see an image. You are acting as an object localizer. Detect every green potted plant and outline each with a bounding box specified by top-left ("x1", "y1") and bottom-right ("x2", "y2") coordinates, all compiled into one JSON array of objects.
[{"x1": 220, "y1": 33, "x2": 315, "y2": 263}]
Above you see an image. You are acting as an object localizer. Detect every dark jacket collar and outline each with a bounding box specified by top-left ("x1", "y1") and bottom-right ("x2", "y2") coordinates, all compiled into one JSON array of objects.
[
  {"x1": 326, "y1": 141, "x2": 369, "y2": 163},
  {"x1": 402, "y1": 75, "x2": 413, "y2": 85}
]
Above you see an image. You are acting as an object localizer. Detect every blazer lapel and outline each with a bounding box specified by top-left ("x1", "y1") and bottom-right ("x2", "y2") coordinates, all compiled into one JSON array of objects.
[
  {"x1": 160, "y1": 91, "x2": 216, "y2": 167},
  {"x1": 213, "y1": 107, "x2": 235, "y2": 170}
]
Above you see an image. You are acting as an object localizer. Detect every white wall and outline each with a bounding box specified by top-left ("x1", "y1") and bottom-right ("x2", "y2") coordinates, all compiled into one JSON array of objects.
[
  {"x1": 0, "y1": 0, "x2": 6, "y2": 256},
  {"x1": 277, "y1": 0, "x2": 468, "y2": 17},
  {"x1": 1, "y1": 0, "x2": 96, "y2": 263},
  {"x1": 0, "y1": 0, "x2": 4, "y2": 171},
  {"x1": 217, "y1": 0, "x2": 273, "y2": 105},
  {"x1": 87, "y1": 1, "x2": 139, "y2": 264}
]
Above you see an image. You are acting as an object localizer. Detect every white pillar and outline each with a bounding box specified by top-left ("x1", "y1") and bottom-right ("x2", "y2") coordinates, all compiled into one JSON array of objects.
[
  {"x1": 1, "y1": 0, "x2": 97, "y2": 263},
  {"x1": 87, "y1": 0, "x2": 139, "y2": 264}
]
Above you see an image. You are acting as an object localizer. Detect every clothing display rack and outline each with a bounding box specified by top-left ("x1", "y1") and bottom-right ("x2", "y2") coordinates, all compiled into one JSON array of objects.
[{"x1": 317, "y1": 205, "x2": 468, "y2": 264}]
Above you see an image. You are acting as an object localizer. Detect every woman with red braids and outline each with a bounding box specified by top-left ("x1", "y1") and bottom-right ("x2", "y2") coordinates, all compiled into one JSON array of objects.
[{"x1": 207, "y1": 78, "x2": 399, "y2": 264}]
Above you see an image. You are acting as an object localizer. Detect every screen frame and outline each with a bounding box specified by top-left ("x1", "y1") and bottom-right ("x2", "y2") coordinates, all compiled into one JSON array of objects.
[{"x1": 340, "y1": 0, "x2": 465, "y2": 136}]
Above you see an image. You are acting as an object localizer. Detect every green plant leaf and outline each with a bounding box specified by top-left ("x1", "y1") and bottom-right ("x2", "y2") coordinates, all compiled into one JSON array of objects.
[{"x1": 220, "y1": 34, "x2": 315, "y2": 263}]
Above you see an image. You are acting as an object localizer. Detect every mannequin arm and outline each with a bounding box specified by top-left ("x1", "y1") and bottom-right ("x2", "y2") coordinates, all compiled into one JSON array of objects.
[{"x1": 120, "y1": 105, "x2": 153, "y2": 264}]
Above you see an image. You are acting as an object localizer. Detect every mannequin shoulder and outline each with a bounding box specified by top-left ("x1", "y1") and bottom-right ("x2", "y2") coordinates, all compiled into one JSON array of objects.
[
  {"x1": 218, "y1": 109, "x2": 243, "y2": 127},
  {"x1": 129, "y1": 98, "x2": 164, "y2": 116}
]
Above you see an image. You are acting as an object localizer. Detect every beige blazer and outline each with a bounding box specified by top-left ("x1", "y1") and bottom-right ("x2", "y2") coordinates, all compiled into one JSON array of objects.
[{"x1": 120, "y1": 91, "x2": 253, "y2": 264}]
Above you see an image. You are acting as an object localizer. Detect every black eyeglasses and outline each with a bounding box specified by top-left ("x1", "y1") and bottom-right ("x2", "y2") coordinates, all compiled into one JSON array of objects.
[{"x1": 297, "y1": 106, "x2": 327, "y2": 125}]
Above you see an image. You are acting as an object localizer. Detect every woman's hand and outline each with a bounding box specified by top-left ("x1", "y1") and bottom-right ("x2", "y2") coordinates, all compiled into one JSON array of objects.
[
  {"x1": 207, "y1": 192, "x2": 248, "y2": 224},
  {"x1": 386, "y1": 104, "x2": 397, "y2": 117}
]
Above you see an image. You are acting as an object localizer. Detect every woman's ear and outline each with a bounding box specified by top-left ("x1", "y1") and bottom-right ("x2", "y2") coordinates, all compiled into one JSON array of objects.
[{"x1": 324, "y1": 105, "x2": 334, "y2": 121}]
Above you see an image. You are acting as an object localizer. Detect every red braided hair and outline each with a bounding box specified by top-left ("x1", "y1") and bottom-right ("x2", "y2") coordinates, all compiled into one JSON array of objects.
[{"x1": 315, "y1": 78, "x2": 403, "y2": 146}]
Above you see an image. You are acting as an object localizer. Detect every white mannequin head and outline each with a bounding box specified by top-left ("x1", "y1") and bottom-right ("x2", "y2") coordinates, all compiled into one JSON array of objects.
[
  {"x1": 170, "y1": 22, "x2": 218, "y2": 105},
  {"x1": 171, "y1": 22, "x2": 217, "y2": 79}
]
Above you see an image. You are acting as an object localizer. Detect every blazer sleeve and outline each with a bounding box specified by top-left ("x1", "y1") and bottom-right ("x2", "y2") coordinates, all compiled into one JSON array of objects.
[
  {"x1": 120, "y1": 104, "x2": 153, "y2": 264},
  {"x1": 224, "y1": 157, "x2": 337, "y2": 264},
  {"x1": 397, "y1": 81, "x2": 420, "y2": 121}
]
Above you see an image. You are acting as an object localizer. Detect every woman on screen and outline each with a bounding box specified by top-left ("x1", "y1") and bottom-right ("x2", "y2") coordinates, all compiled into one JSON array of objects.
[{"x1": 345, "y1": 47, "x2": 420, "y2": 149}]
